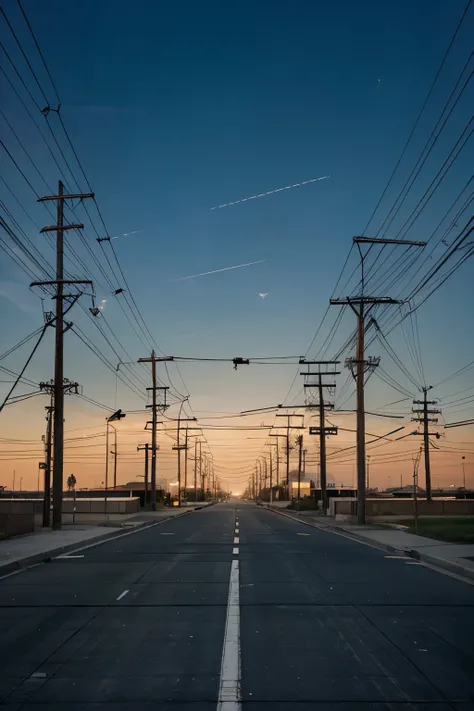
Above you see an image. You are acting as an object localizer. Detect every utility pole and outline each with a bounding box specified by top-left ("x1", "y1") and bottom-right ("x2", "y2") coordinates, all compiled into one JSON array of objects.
[
  {"x1": 297, "y1": 434, "x2": 303, "y2": 502},
  {"x1": 412, "y1": 386, "x2": 440, "y2": 501},
  {"x1": 112, "y1": 427, "x2": 118, "y2": 488},
  {"x1": 194, "y1": 439, "x2": 199, "y2": 502},
  {"x1": 39, "y1": 379, "x2": 80, "y2": 527},
  {"x1": 42, "y1": 400, "x2": 53, "y2": 527},
  {"x1": 275, "y1": 413, "x2": 305, "y2": 496},
  {"x1": 300, "y1": 360, "x2": 339, "y2": 514},
  {"x1": 330, "y1": 236, "x2": 425, "y2": 523},
  {"x1": 184, "y1": 428, "x2": 189, "y2": 500},
  {"x1": 35, "y1": 182, "x2": 93, "y2": 529},
  {"x1": 269, "y1": 447, "x2": 273, "y2": 503},
  {"x1": 137, "y1": 443, "x2": 150, "y2": 504},
  {"x1": 366, "y1": 455, "x2": 370, "y2": 489},
  {"x1": 139, "y1": 353, "x2": 171, "y2": 510}
]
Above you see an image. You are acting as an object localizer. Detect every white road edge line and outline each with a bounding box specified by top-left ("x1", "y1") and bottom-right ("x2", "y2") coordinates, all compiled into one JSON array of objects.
[
  {"x1": 116, "y1": 589, "x2": 130, "y2": 601},
  {"x1": 232, "y1": 547, "x2": 239, "y2": 555},
  {"x1": 55, "y1": 554, "x2": 85, "y2": 559},
  {"x1": 217, "y1": 559, "x2": 241, "y2": 710}
]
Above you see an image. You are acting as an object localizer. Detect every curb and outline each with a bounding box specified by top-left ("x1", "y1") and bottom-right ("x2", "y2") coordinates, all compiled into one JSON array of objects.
[
  {"x1": 406, "y1": 548, "x2": 474, "y2": 582},
  {"x1": 266, "y1": 506, "x2": 474, "y2": 581},
  {"x1": 0, "y1": 507, "x2": 200, "y2": 578}
]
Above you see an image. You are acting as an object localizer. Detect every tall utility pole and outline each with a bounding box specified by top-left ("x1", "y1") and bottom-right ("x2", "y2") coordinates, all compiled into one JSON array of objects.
[
  {"x1": 35, "y1": 182, "x2": 93, "y2": 529},
  {"x1": 300, "y1": 360, "x2": 340, "y2": 513},
  {"x1": 137, "y1": 443, "x2": 150, "y2": 502},
  {"x1": 330, "y1": 235, "x2": 425, "y2": 523},
  {"x1": 412, "y1": 386, "x2": 440, "y2": 501},
  {"x1": 139, "y1": 352, "x2": 172, "y2": 510}
]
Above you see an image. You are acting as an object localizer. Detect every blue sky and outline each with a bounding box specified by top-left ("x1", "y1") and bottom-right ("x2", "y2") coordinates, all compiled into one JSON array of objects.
[{"x1": 1, "y1": 0, "x2": 473, "y2": 490}]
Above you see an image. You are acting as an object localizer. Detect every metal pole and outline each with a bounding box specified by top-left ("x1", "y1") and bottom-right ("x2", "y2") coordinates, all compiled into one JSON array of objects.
[
  {"x1": 145, "y1": 444, "x2": 149, "y2": 503},
  {"x1": 194, "y1": 439, "x2": 198, "y2": 502},
  {"x1": 462, "y1": 456, "x2": 466, "y2": 488},
  {"x1": 297, "y1": 435, "x2": 303, "y2": 502},
  {"x1": 105, "y1": 421, "x2": 109, "y2": 515},
  {"x1": 113, "y1": 428, "x2": 118, "y2": 489},
  {"x1": 269, "y1": 447, "x2": 273, "y2": 504},
  {"x1": 184, "y1": 428, "x2": 188, "y2": 503},
  {"x1": 151, "y1": 352, "x2": 157, "y2": 511},
  {"x1": 275, "y1": 438, "x2": 279, "y2": 486},
  {"x1": 52, "y1": 180, "x2": 64, "y2": 530},
  {"x1": 356, "y1": 302, "x2": 366, "y2": 524}
]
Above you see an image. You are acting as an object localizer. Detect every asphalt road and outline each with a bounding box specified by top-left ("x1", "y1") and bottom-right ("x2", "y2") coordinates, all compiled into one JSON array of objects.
[{"x1": 0, "y1": 501, "x2": 473, "y2": 710}]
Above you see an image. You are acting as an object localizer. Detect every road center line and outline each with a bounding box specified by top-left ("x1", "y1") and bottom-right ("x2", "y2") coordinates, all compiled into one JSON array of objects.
[
  {"x1": 116, "y1": 589, "x2": 130, "y2": 601},
  {"x1": 232, "y1": 547, "x2": 239, "y2": 555},
  {"x1": 217, "y1": 559, "x2": 241, "y2": 710},
  {"x1": 233, "y1": 536, "x2": 239, "y2": 544}
]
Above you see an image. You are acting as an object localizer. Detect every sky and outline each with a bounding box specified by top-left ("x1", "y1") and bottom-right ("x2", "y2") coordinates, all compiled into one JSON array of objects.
[{"x1": 1, "y1": 0, "x2": 473, "y2": 494}]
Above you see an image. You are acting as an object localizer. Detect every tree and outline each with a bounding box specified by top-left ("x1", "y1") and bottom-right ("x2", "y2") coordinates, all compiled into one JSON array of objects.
[{"x1": 67, "y1": 474, "x2": 77, "y2": 491}]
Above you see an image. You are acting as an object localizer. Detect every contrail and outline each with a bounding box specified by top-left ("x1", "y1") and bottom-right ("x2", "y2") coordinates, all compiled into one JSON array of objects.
[
  {"x1": 170, "y1": 259, "x2": 266, "y2": 282},
  {"x1": 210, "y1": 175, "x2": 330, "y2": 210},
  {"x1": 111, "y1": 230, "x2": 140, "y2": 240}
]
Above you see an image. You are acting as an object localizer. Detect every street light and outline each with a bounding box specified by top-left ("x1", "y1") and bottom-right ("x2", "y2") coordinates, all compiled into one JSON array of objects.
[
  {"x1": 462, "y1": 456, "x2": 466, "y2": 489},
  {"x1": 105, "y1": 409, "x2": 126, "y2": 513}
]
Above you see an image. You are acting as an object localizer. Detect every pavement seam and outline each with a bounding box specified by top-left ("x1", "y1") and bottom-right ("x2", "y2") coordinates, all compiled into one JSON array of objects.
[{"x1": 266, "y1": 506, "x2": 474, "y2": 583}]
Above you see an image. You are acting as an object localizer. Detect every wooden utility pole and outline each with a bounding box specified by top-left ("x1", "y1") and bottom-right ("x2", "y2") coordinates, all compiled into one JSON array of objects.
[
  {"x1": 42, "y1": 400, "x2": 53, "y2": 527},
  {"x1": 300, "y1": 360, "x2": 340, "y2": 513},
  {"x1": 39, "y1": 378, "x2": 80, "y2": 527},
  {"x1": 35, "y1": 182, "x2": 93, "y2": 529},
  {"x1": 412, "y1": 387, "x2": 440, "y2": 501},
  {"x1": 139, "y1": 353, "x2": 171, "y2": 510},
  {"x1": 194, "y1": 439, "x2": 199, "y2": 502},
  {"x1": 330, "y1": 235, "x2": 425, "y2": 523},
  {"x1": 275, "y1": 413, "x2": 305, "y2": 495},
  {"x1": 297, "y1": 434, "x2": 303, "y2": 502},
  {"x1": 137, "y1": 443, "x2": 150, "y2": 503},
  {"x1": 269, "y1": 447, "x2": 273, "y2": 503}
]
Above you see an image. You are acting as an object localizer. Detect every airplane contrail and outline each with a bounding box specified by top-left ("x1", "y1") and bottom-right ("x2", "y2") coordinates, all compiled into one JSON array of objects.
[
  {"x1": 111, "y1": 230, "x2": 141, "y2": 240},
  {"x1": 170, "y1": 259, "x2": 267, "y2": 282},
  {"x1": 210, "y1": 175, "x2": 330, "y2": 210}
]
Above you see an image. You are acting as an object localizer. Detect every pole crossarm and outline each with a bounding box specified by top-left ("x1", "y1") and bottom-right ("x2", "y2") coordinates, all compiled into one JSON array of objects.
[{"x1": 353, "y1": 236, "x2": 426, "y2": 247}]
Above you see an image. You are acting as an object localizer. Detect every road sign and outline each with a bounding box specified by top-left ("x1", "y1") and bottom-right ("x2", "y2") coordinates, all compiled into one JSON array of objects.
[{"x1": 309, "y1": 426, "x2": 338, "y2": 436}]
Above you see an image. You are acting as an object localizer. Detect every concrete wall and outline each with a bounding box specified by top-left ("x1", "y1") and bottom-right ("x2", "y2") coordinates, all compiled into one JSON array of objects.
[
  {"x1": 330, "y1": 497, "x2": 474, "y2": 517},
  {"x1": 0, "y1": 500, "x2": 35, "y2": 537},
  {"x1": 62, "y1": 497, "x2": 140, "y2": 514}
]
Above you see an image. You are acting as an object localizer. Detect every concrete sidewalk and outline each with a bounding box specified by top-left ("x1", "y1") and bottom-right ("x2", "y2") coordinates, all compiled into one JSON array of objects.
[
  {"x1": 0, "y1": 505, "x2": 208, "y2": 577},
  {"x1": 267, "y1": 505, "x2": 474, "y2": 581}
]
